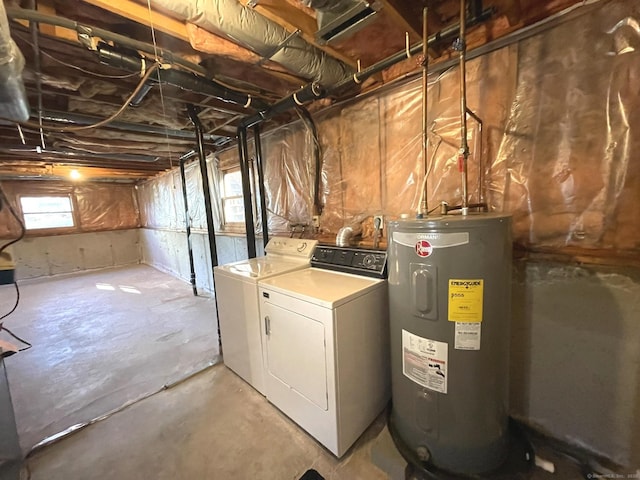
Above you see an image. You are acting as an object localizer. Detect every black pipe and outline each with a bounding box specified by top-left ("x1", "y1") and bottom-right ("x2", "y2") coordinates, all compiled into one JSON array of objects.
[
  {"x1": 7, "y1": 7, "x2": 208, "y2": 78},
  {"x1": 162, "y1": 69, "x2": 268, "y2": 110},
  {"x1": 97, "y1": 43, "x2": 269, "y2": 111},
  {"x1": 186, "y1": 104, "x2": 219, "y2": 273},
  {"x1": 237, "y1": 126, "x2": 257, "y2": 258},
  {"x1": 295, "y1": 106, "x2": 323, "y2": 215},
  {"x1": 29, "y1": 1, "x2": 45, "y2": 149},
  {"x1": 237, "y1": 9, "x2": 493, "y2": 128},
  {"x1": 253, "y1": 124, "x2": 269, "y2": 250},
  {"x1": 0, "y1": 146, "x2": 159, "y2": 163},
  {"x1": 471, "y1": 0, "x2": 484, "y2": 19},
  {"x1": 96, "y1": 43, "x2": 145, "y2": 72},
  {"x1": 239, "y1": 82, "x2": 326, "y2": 129},
  {"x1": 331, "y1": 7, "x2": 494, "y2": 92},
  {"x1": 187, "y1": 104, "x2": 223, "y2": 349},
  {"x1": 179, "y1": 155, "x2": 198, "y2": 296}
]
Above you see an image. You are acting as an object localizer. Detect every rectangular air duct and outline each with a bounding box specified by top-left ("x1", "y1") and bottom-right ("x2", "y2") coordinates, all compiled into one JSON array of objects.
[{"x1": 312, "y1": 0, "x2": 383, "y2": 45}]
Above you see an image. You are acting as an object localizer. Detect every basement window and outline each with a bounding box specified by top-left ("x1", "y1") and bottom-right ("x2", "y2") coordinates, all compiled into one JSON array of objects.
[
  {"x1": 19, "y1": 195, "x2": 75, "y2": 230},
  {"x1": 221, "y1": 169, "x2": 246, "y2": 226}
]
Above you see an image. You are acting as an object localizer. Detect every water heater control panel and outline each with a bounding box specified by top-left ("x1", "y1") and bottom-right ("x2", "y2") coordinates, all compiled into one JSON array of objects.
[{"x1": 311, "y1": 246, "x2": 387, "y2": 278}]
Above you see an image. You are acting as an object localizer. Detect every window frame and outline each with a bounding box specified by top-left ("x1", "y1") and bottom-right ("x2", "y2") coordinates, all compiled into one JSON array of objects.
[
  {"x1": 219, "y1": 163, "x2": 260, "y2": 233},
  {"x1": 18, "y1": 194, "x2": 78, "y2": 233}
]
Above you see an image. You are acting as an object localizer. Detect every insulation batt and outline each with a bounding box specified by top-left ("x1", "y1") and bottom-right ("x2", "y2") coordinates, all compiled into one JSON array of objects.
[
  {"x1": 202, "y1": 0, "x2": 640, "y2": 252},
  {"x1": 0, "y1": 182, "x2": 139, "y2": 237}
]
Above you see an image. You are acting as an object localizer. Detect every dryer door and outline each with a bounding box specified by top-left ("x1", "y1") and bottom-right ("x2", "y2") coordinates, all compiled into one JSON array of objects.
[{"x1": 262, "y1": 301, "x2": 328, "y2": 410}]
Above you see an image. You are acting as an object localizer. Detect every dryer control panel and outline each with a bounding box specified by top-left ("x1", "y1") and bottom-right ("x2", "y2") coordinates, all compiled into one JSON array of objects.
[{"x1": 311, "y1": 246, "x2": 387, "y2": 278}]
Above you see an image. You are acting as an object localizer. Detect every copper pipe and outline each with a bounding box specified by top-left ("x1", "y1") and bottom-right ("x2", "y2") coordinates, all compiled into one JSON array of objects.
[
  {"x1": 466, "y1": 108, "x2": 485, "y2": 206},
  {"x1": 421, "y1": 7, "x2": 429, "y2": 216},
  {"x1": 459, "y1": 0, "x2": 470, "y2": 215}
]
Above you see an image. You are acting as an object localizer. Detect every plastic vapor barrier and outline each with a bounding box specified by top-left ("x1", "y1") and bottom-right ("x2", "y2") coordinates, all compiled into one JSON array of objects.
[
  {"x1": 0, "y1": 181, "x2": 139, "y2": 237},
  {"x1": 137, "y1": 155, "x2": 222, "y2": 232},
  {"x1": 219, "y1": 0, "x2": 639, "y2": 253}
]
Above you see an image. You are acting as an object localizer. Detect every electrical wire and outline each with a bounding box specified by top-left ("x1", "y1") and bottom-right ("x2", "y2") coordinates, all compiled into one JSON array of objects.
[
  {"x1": 40, "y1": 50, "x2": 140, "y2": 79},
  {"x1": 0, "y1": 185, "x2": 31, "y2": 351},
  {"x1": 294, "y1": 106, "x2": 323, "y2": 215},
  {"x1": 0, "y1": 283, "x2": 19, "y2": 323},
  {"x1": 0, "y1": 185, "x2": 25, "y2": 256},
  {"x1": 146, "y1": 0, "x2": 174, "y2": 169},
  {"x1": 0, "y1": 323, "x2": 32, "y2": 352},
  {"x1": 266, "y1": 207, "x2": 294, "y2": 224},
  {"x1": 6, "y1": 63, "x2": 160, "y2": 132},
  {"x1": 427, "y1": 204, "x2": 441, "y2": 215}
]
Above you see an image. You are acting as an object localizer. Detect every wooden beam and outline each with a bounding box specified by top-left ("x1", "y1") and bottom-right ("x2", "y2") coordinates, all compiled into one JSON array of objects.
[
  {"x1": 0, "y1": 163, "x2": 155, "y2": 181},
  {"x1": 492, "y1": 0, "x2": 523, "y2": 26},
  {"x1": 378, "y1": 0, "x2": 422, "y2": 41},
  {"x1": 82, "y1": 0, "x2": 190, "y2": 42},
  {"x1": 13, "y1": 3, "x2": 77, "y2": 42},
  {"x1": 37, "y1": 1, "x2": 78, "y2": 42},
  {"x1": 237, "y1": 0, "x2": 357, "y2": 68}
]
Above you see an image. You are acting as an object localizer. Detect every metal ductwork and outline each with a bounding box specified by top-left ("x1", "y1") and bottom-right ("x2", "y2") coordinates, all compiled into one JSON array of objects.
[
  {"x1": 0, "y1": 2, "x2": 29, "y2": 122},
  {"x1": 303, "y1": 0, "x2": 383, "y2": 45},
  {"x1": 148, "y1": 0, "x2": 354, "y2": 86}
]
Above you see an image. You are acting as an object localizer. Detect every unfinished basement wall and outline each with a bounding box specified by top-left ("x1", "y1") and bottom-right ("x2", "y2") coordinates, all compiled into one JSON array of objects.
[
  {"x1": 245, "y1": 0, "x2": 640, "y2": 468},
  {"x1": 0, "y1": 181, "x2": 140, "y2": 280},
  {"x1": 136, "y1": 162, "x2": 264, "y2": 295}
]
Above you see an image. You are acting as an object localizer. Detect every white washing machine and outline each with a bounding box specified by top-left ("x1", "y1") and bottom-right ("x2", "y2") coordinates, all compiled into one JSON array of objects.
[
  {"x1": 214, "y1": 237, "x2": 318, "y2": 395},
  {"x1": 258, "y1": 245, "x2": 390, "y2": 457}
]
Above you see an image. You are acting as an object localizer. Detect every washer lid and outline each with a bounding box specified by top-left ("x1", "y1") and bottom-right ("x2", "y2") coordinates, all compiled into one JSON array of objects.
[
  {"x1": 215, "y1": 257, "x2": 309, "y2": 280},
  {"x1": 259, "y1": 268, "x2": 385, "y2": 308}
]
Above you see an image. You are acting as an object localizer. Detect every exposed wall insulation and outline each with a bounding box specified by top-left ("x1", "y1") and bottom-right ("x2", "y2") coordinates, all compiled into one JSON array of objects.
[
  {"x1": 137, "y1": 159, "x2": 220, "y2": 232},
  {"x1": 0, "y1": 181, "x2": 140, "y2": 238},
  {"x1": 248, "y1": 0, "x2": 639, "y2": 255},
  {"x1": 138, "y1": 170, "x2": 185, "y2": 231},
  {"x1": 136, "y1": 162, "x2": 264, "y2": 292}
]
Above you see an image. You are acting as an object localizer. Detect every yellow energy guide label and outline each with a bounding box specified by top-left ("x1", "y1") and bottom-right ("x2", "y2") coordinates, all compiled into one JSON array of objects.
[{"x1": 448, "y1": 279, "x2": 484, "y2": 322}]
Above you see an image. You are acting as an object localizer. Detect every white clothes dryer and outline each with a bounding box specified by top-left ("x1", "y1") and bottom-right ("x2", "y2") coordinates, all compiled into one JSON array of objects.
[{"x1": 258, "y1": 245, "x2": 390, "y2": 457}]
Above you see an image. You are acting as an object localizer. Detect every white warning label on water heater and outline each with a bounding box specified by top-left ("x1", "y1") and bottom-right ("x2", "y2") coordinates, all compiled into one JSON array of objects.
[
  {"x1": 401, "y1": 330, "x2": 448, "y2": 394},
  {"x1": 454, "y1": 322, "x2": 482, "y2": 350}
]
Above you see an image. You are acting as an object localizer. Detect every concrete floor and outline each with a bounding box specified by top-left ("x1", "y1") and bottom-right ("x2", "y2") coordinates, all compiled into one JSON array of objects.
[
  {"x1": 25, "y1": 365, "x2": 389, "y2": 480},
  {"x1": 0, "y1": 265, "x2": 594, "y2": 479},
  {"x1": 21, "y1": 364, "x2": 588, "y2": 480},
  {"x1": 0, "y1": 265, "x2": 219, "y2": 454}
]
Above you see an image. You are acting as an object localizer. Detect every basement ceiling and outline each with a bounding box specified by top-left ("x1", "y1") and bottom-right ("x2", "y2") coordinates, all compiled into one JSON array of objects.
[{"x1": 0, "y1": 0, "x2": 584, "y2": 182}]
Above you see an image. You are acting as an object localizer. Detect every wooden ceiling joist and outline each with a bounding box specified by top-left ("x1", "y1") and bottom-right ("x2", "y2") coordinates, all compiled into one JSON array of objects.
[
  {"x1": 378, "y1": 0, "x2": 423, "y2": 41},
  {"x1": 83, "y1": 0, "x2": 191, "y2": 42}
]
